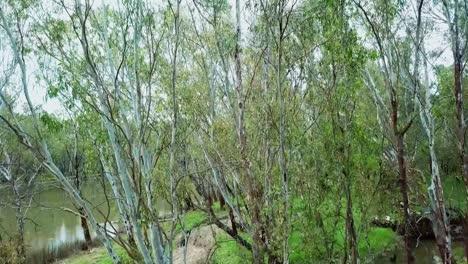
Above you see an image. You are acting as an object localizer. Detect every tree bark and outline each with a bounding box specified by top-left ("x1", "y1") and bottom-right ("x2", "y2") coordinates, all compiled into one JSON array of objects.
[
  {"x1": 79, "y1": 207, "x2": 92, "y2": 249},
  {"x1": 344, "y1": 168, "x2": 358, "y2": 264},
  {"x1": 234, "y1": 0, "x2": 264, "y2": 262},
  {"x1": 396, "y1": 133, "x2": 414, "y2": 264},
  {"x1": 392, "y1": 90, "x2": 414, "y2": 263},
  {"x1": 13, "y1": 181, "x2": 26, "y2": 264},
  {"x1": 441, "y1": 0, "x2": 468, "y2": 258},
  {"x1": 454, "y1": 50, "x2": 468, "y2": 261},
  {"x1": 417, "y1": 44, "x2": 454, "y2": 262}
]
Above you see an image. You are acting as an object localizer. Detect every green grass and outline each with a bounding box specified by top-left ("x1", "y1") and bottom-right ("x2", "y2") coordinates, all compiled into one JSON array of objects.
[
  {"x1": 287, "y1": 198, "x2": 399, "y2": 262},
  {"x1": 359, "y1": 227, "x2": 398, "y2": 256},
  {"x1": 443, "y1": 176, "x2": 467, "y2": 210},
  {"x1": 453, "y1": 247, "x2": 468, "y2": 264},
  {"x1": 289, "y1": 230, "x2": 308, "y2": 262},
  {"x1": 178, "y1": 210, "x2": 207, "y2": 232},
  {"x1": 211, "y1": 231, "x2": 252, "y2": 264},
  {"x1": 65, "y1": 245, "x2": 132, "y2": 264}
]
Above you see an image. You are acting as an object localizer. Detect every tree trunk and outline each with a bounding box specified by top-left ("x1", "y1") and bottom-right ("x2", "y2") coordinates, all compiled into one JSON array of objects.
[
  {"x1": 428, "y1": 148, "x2": 454, "y2": 263},
  {"x1": 344, "y1": 171, "x2": 358, "y2": 264},
  {"x1": 454, "y1": 54, "x2": 468, "y2": 261},
  {"x1": 234, "y1": 0, "x2": 264, "y2": 262},
  {"x1": 72, "y1": 131, "x2": 92, "y2": 249},
  {"x1": 229, "y1": 208, "x2": 238, "y2": 236},
  {"x1": 219, "y1": 191, "x2": 226, "y2": 210},
  {"x1": 79, "y1": 207, "x2": 92, "y2": 250},
  {"x1": 417, "y1": 48, "x2": 455, "y2": 263},
  {"x1": 13, "y1": 182, "x2": 26, "y2": 264},
  {"x1": 396, "y1": 134, "x2": 414, "y2": 263},
  {"x1": 277, "y1": 3, "x2": 289, "y2": 261}
]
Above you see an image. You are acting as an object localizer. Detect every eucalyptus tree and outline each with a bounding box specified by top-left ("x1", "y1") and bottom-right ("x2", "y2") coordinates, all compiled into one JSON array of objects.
[
  {"x1": 0, "y1": 2, "x2": 123, "y2": 262},
  {"x1": 318, "y1": 3, "x2": 366, "y2": 262},
  {"x1": 167, "y1": 0, "x2": 183, "y2": 259},
  {"x1": 251, "y1": 0, "x2": 295, "y2": 261},
  {"x1": 353, "y1": 0, "x2": 426, "y2": 262},
  {"x1": 410, "y1": 5, "x2": 454, "y2": 261},
  {"x1": 188, "y1": 0, "x2": 299, "y2": 260},
  {"x1": 435, "y1": 0, "x2": 468, "y2": 258},
  {"x1": 187, "y1": 1, "x2": 285, "y2": 261},
  {"x1": 0, "y1": 137, "x2": 40, "y2": 263},
  {"x1": 416, "y1": 52, "x2": 454, "y2": 263},
  {"x1": 43, "y1": 0, "x2": 173, "y2": 262},
  {"x1": 0, "y1": 0, "x2": 179, "y2": 263},
  {"x1": 232, "y1": 0, "x2": 268, "y2": 262},
  {"x1": 189, "y1": 0, "x2": 250, "y2": 230}
]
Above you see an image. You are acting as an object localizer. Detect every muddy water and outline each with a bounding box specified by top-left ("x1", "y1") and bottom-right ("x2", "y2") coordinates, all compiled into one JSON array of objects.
[
  {"x1": 0, "y1": 180, "x2": 118, "y2": 253},
  {"x1": 375, "y1": 240, "x2": 465, "y2": 263}
]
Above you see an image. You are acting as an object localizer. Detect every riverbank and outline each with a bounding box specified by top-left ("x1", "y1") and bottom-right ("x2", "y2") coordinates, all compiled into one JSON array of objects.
[
  {"x1": 56, "y1": 226, "x2": 468, "y2": 264},
  {"x1": 52, "y1": 207, "x2": 468, "y2": 264},
  {"x1": 53, "y1": 209, "x2": 401, "y2": 263},
  {"x1": 56, "y1": 223, "x2": 229, "y2": 264},
  {"x1": 3, "y1": 192, "x2": 466, "y2": 263}
]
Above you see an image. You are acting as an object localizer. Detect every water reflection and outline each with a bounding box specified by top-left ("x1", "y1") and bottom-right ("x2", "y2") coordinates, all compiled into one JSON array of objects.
[
  {"x1": 0, "y1": 180, "x2": 118, "y2": 253},
  {"x1": 0, "y1": 180, "x2": 170, "y2": 256},
  {"x1": 375, "y1": 240, "x2": 465, "y2": 264}
]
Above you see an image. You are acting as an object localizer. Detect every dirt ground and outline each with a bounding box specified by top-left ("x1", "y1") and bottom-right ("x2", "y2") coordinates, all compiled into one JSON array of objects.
[{"x1": 173, "y1": 224, "x2": 222, "y2": 264}]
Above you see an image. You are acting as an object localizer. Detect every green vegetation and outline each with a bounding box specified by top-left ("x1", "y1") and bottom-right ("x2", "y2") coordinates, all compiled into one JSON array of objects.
[
  {"x1": 48, "y1": 204, "x2": 400, "y2": 263},
  {"x1": 211, "y1": 232, "x2": 252, "y2": 264},
  {"x1": 359, "y1": 228, "x2": 398, "y2": 256},
  {"x1": 64, "y1": 246, "x2": 131, "y2": 264},
  {"x1": 443, "y1": 176, "x2": 467, "y2": 210},
  {"x1": 177, "y1": 211, "x2": 208, "y2": 232},
  {"x1": 1, "y1": 0, "x2": 467, "y2": 263}
]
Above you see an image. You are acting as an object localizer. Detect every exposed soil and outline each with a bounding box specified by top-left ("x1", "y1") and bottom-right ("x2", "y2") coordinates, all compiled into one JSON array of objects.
[{"x1": 173, "y1": 224, "x2": 223, "y2": 264}]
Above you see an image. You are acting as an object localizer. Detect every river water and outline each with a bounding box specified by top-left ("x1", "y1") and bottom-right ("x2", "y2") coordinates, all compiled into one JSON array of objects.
[
  {"x1": 0, "y1": 180, "x2": 119, "y2": 253},
  {"x1": 375, "y1": 240, "x2": 465, "y2": 263}
]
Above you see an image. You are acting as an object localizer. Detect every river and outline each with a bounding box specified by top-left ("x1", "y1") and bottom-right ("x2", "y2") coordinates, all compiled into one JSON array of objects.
[
  {"x1": 375, "y1": 240, "x2": 465, "y2": 263},
  {"x1": 0, "y1": 180, "x2": 120, "y2": 253}
]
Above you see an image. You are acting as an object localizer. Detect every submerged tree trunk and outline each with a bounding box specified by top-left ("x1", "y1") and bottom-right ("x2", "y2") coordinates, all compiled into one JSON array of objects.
[
  {"x1": 13, "y1": 181, "x2": 26, "y2": 263},
  {"x1": 79, "y1": 207, "x2": 92, "y2": 249}
]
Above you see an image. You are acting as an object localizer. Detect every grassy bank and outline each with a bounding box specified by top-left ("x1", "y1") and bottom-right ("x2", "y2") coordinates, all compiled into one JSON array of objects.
[{"x1": 57, "y1": 207, "x2": 400, "y2": 263}]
